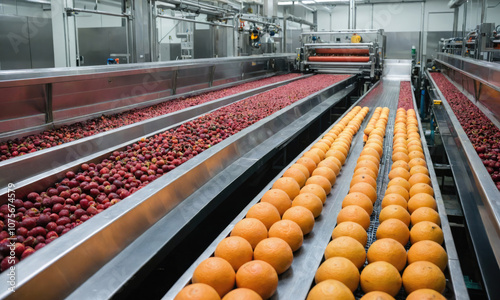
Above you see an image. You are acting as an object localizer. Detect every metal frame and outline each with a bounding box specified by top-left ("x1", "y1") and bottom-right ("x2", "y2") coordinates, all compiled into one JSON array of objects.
[
  {"x1": 0, "y1": 55, "x2": 293, "y2": 136},
  {"x1": 0, "y1": 75, "x2": 355, "y2": 300},
  {"x1": 427, "y1": 70, "x2": 500, "y2": 299}
]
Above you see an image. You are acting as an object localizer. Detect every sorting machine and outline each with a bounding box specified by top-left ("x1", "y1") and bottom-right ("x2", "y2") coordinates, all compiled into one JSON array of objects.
[
  {"x1": 0, "y1": 49, "x2": 498, "y2": 300},
  {"x1": 296, "y1": 29, "x2": 386, "y2": 79}
]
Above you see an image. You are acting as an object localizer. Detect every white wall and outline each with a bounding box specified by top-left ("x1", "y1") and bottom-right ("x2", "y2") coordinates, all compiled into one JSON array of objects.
[{"x1": 75, "y1": 0, "x2": 123, "y2": 28}]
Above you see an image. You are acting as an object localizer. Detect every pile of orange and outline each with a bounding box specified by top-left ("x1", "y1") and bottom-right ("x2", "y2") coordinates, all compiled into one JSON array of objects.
[
  {"x1": 177, "y1": 106, "x2": 371, "y2": 299},
  {"x1": 363, "y1": 108, "x2": 447, "y2": 298},
  {"x1": 307, "y1": 107, "x2": 389, "y2": 299}
]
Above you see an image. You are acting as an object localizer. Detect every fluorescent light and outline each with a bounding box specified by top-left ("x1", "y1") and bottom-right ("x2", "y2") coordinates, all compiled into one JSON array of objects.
[
  {"x1": 302, "y1": 0, "x2": 316, "y2": 3},
  {"x1": 315, "y1": 0, "x2": 348, "y2": 2},
  {"x1": 278, "y1": 1, "x2": 294, "y2": 5}
]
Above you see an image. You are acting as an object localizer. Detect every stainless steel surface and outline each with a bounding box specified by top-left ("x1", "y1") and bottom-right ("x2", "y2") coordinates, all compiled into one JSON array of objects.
[
  {"x1": 427, "y1": 31, "x2": 454, "y2": 61},
  {"x1": 78, "y1": 27, "x2": 129, "y2": 66},
  {"x1": 165, "y1": 77, "x2": 468, "y2": 300},
  {"x1": 383, "y1": 59, "x2": 412, "y2": 80},
  {"x1": 67, "y1": 80, "x2": 357, "y2": 300},
  {"x1": 0, "y1": 76, "x2": 355, "y2": 300},
  {"x1": 435, "y1": 53, "x2": 500, "y2": 124},
  {"x1": 164, "y1": 78, "x2": 375, "y2": 300},
  {"x1": 0, "y1": 75, "x2": 310, "y2": 200},
  {"x1": 411, "y1": 83, "x2": 468, "y2": 300},
  {"x1": 65, "y1": 7, "x2": 131, "y2": 18},
  {"x1": 384, "y1": 31, "x2": 421, "y2": 60},
  {"x1": 427, "y1": 70, "x2": 500, "y2": 299},
  {"x1": 0, "y1": 55, "x2": 292, "y2": 134},
  {"x1": 0, "y1": 15, "x2": 54, "y2": 70}
]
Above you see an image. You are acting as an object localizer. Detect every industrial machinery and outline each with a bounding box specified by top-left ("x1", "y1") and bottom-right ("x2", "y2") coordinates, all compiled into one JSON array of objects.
[
  {"x1": 296, "y1": 29, "x2": 386, "y2": 79},
  {"x1": 238, "y1": 15, "x2": 281, "y2": 56}
]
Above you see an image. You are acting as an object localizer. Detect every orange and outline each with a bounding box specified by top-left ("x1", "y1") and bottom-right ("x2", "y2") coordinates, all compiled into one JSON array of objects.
[
  {"x1": 296, "y1": 157, "x2": 317, "y2": 175},
  {"x1": 254, "y1": 237, "x2": 293, "y2": 274},
  {"x1": 410, "y1": 221, "x2": 444, "y2": 245},
  {"x1": 360, "y1": 261, "x2": 402, "y2": 297},
  {"x1": 292, "y1": 193, "x2": 323, "y2": 218},
  {"x1": 408, "y1": 240, "x2": 448, "y2": 271},
  {"x1": 261, "y1": 189, "x2": 292, "y2": 216},
  {"x1": 272, "y1": 177, "x2": 301, "y2": 200},
  {"x1": 332, "y1": 221, "x2": 368, "y2": 246},
  {"x1": 392, "y1": 152, "x2": 410, "y2": 163},
  {"x1": 315, "y1": 257, "x2": 360, "y2": 292},
  {"x1": 407, "y1": 193, "x2": 437, "y2": 214},
  {"x1": 379, "y1": 205, "x2": 411, "y2": 227},
  {"x1": 409, "y1": 183, "x2": 434, "y2": 198},
  {"x1": 331, "y1": 143, "x2": 349, "y2": 157},
  {"x1": 324, "y1": 236, "x2": 367, "y2": 269},
  {"x1": 236, "y1": 260, "x2": 278, "y2": 299},
  {"x1": 337, "y1": 205, "x2": 371, "y2": 230},
  {"x1": 350, "y1": 174, "x2": 377, "y2": 190},
  {"x1": 388, "y1": 167, "x2": 410, "y2": 181},
  {"x1": 325, "y1": 149, "x2": 347, "y2": 165},
  {"x1": 355, "y1": 160, "x2": 379, "y2": 176},
  {"x1": 282, "y1": 206, "x2": 315, "y2": 234},
  {"x1": 290, "y1": 163, "x2": 310, "y2": 179},
  {"x1": 408, "y1": 158, "x2": 426, "y2": 169},
  {"x1": 357, "y1": 155, "x2": 381, "y2": 167},
  {"x1": 387, "y1": 177, "x2": 411, "y2": 191},
  {"x1": 367, "y1": 238, "x2": 407, "y2": 272},
  {"x1": 353, "y1": 167, "x2": 378, "y2": 181},
  {"x1": 360, "y1": 147, "x2": 381, "y2": 161},
  {"x1": 324, "y1": 132, "x2": 338, "y2": 140},
  {"x1": 246, "y1": 202, "x2": 281, "y2": 230},
  {"x1": 312, "y1": 167, "x2": 337, "y2": 186},
  {"x1": 376, "y1": 219, "x2": 410, "y2": 246},
  {"x1": 342, "y1": 192, "x2": 373, "y2": 215},
  {"x1": 406, "y1": 289, "x2": 446, "y2": 300},
  {"x1": 312, "y1": 142, "x2": 330, "y2": 153},
  {"x1": 282, "y1": 168, "x2": 307, "y2": 187},
  {"x1": 306, "y1": 279, "x2": 354, "y2": 300},
  {"x1": 350, "y1": 182, "x2": 378, "y2": 204},
  {"x1": 408, "y1": 145, "x2": 424, "y2": 153},
  {"x1": 366, "y1": 142, "x2": 384, "y2": 154},
  {"x1": 306, "y1": 175, "x2": 332, "y2": 195},
  {"x1": 381, "y1": 194, "x2": 408, "y2": 210},
  {"x1": 300, "y1": 184, "x2": 327, "y2": 204},
  {"x1": 309, "y1": 148, "x2": 326, "y2": 160},
  {"x1": 385, "y1": 185, "x2": 410, "y2": 201},
  {"x1": 215, "y1": 236, "x2": 254, "y2": 271},
  {"x1": 392, "y1": 160, "x2": 410, "y2": 171},
  {"x1": 324, "y1": 156, "x2": 343, "y2": 170},
  {"x1": 410, "y1": 165, "x2": 429, "y2": 176},
  {"x1": 411, "y1": 207, "x2": 441, "y2": 226},
  {"x1": 318, "y1": 138, "x2": 333, "y2": 147},
  {"x1": 317, "y1": 159, "x2": 341, "y2": 176},
  {"x1": 230, "y1": 218, "x2": 268, "y2": 249},
  {"x1": 408, "y1": 173, "x2": 431, "y2": 187},
  {"x1": 407, "y1": 140, "x2": 422, "y2": 148},
  {"x1": 175, "y1": 283, "x2": 221, "y2": 300},
  {"x1": 192, "y1": 257, "x2": 236, "y2": 297},
  {"x1": 408, "y1": 150, "x2": 425, "y2": 161},
  {"x1": 222, "y1": 288, "x2": 262, "y2": 300},
  {"x1": 359, "y1": 291, "x2": 395, "y2": 300},
  {"x1": 268, "y1": 220, "x2": 303, "y2": 251},
  {"x1": 303, "y1": 151, "x2": 321, "y2": 165},
  {"x1": 402, "y1": 261, "x2": 446, "y2": 294}
]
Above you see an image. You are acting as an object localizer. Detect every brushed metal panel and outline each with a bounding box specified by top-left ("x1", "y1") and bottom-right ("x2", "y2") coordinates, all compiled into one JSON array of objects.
[
  {"x1": 426, "y1": 31, "x2": 453, "y2": 61},
  {"x1": 0, "y1": 15, "x2": 32, "y2": 70},
  {"x1": 28, "y1": 16, "x2": 54, "y2": 69},
  {"x1": 194, "y1": 29, "x2": 214, "y2": 59},
  {"x1": 78, "y1": 27, "x2": 128, "y2": 66},
  {"x1": 384, "y1": 31, "x2": 420, "y2": 60},
  {"x1": 176, "y1": 66, "x2": 211, "y2": 92}
]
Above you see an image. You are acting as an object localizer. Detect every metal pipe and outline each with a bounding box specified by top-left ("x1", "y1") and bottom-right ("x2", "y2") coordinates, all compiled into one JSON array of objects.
[
  {"x1": 462, "y1": 2, "x2": 467, "y2": 56},
  {"x1": 349, "y1": 0, "x2": 355, "y2": 29},
  {"x1": 239, "y1": 17, "x2": 276, "y2": 26},
  {"x1": 156, "y1": 14, "x2": 234, "y2": 28},
  {"x1": 283, "y1": 15, "x2": 315, "y2": 28},
  {"x1": 419, "y1": 1, "x2": 425, "y2": 77},
  {"x1": 65, "y1": 7, "x2": 132, "y2": 18},
  {"x1": 481, "y1": 0, "x2": 486, "y2": 24},
  {"x1": 453, "y1": 7, "x2": 458, "y2": 36}
]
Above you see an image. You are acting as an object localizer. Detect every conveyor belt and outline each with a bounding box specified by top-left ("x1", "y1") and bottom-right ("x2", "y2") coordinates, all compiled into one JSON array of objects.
[
  {"x1": 0, "y1": 75, "x2": 310, "y2": 199},
  {"x1": 0, "y1": 76, "x2": 357, "y2": 300},
  {"x1": 308, "y1": 57, "x2": 371, "y2": 63},
  {"x1": 428, "y1": 71, "x2": 500, "y2": 299},
  {"x1": 165, "y1": 78, "x2": 467, "y2": 299}
]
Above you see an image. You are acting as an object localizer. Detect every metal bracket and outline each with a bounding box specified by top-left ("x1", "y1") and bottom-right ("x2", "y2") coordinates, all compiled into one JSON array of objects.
[{"x1": 45, "y1": 83, "x2": 53, "y2": 125}]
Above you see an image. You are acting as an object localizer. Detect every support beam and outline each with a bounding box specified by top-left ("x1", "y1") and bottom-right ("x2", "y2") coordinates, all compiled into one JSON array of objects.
[
  {"x1": 349, "y1": 0, "x2": 355, "y2": 29},
  {"x1": 453, "y1": 7, "x2": 459, "y2": 36}
]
